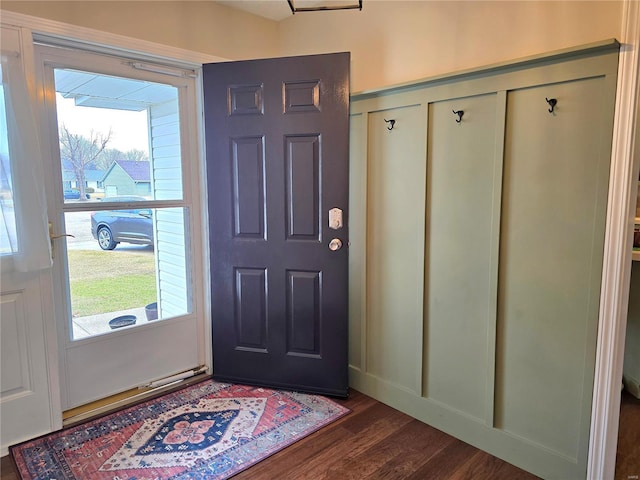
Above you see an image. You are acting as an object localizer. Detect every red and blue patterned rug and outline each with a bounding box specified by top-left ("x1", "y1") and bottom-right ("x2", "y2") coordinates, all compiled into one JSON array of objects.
[{"x1": 10, "y1": 380, "x2": 350, "y2": 479}]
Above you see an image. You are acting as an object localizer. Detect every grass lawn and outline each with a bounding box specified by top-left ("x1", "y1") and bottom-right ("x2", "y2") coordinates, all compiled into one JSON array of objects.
[{"x1": 68, "y1": 250, "x2": 156, "y2": 316}]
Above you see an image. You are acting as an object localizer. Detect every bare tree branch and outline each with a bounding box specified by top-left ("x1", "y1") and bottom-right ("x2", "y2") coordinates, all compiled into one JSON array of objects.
[{"x1": 59, "y1": 125, "x2": 112, "y2": 200}]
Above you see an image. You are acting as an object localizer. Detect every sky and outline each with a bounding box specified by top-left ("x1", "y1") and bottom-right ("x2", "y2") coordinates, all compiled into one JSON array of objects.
[{"x1": 55, "y1": 94, "x2": 150, "y2": 154}]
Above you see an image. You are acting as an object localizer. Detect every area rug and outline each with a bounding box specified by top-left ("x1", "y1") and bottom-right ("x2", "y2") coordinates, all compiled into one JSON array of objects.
[{"x1": 10, "y1": 379, "x2": 350, "y2": 480}]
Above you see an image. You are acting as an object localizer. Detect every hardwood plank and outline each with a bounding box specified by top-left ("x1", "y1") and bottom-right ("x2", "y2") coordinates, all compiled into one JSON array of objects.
[
  {"x1": 279, "y1": 406, "x2": 415, "y2": 479},
  {"x1": 10, "y1": 387, "x2": 640, "y2": 480},
  {"x1": 235, "y1": 395, "x2": 413, "y2": 479},
  {"x1": 323, "y1": 420, "x2": 447, "y2": 480},
  {"x1": 404, "y1": 438, "x2": 481, "y2": 480},
  {"x1": 449, "y1": 450, "x2": 539, "y2": 480},
  {"x1": 359, "y1": 420, "x2": 456, "y2": 479},
  {"x1": 615, "y1": 390, "x2": 640, "y2": 480},
  {"x1": 0, "y1": 456, "x2": 18, "y2": 480}
]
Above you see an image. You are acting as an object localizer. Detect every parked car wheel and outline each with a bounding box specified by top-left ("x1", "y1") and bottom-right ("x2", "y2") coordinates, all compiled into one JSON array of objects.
[{"x1": 97, "y1": 226, "x2": 117, "y2": 250}]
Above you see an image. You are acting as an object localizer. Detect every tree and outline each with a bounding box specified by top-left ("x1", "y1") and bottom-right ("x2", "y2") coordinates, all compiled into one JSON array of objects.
[
  {"x1": 123, "y1": 149, "x2": 148, "y2": 162},
  {"x1": 59, "y1": 126, "x2": 111, "y2": 200},
  {"x1": 97, "y1": 147, "x2": 148, "y2": 170}
]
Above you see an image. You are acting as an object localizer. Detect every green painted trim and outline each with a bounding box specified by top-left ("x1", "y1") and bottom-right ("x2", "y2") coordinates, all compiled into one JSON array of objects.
[
  {"x1": 486, "y1": 90, "x2": 507, "y2": 428},
  {"x1": 352, "y1": 39, "x2": 620, "y2": 100}
]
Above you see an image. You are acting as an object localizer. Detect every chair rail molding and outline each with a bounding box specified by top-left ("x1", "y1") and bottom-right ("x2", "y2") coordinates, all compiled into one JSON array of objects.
[{"x1": 588, "y1": 1, "x2": 640, "y2": 479}]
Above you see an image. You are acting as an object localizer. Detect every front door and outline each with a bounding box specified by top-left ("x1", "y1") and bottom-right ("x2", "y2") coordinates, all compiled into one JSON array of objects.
[{"x1": 203, "y1": 53, "x2": 350, "y2": 397}]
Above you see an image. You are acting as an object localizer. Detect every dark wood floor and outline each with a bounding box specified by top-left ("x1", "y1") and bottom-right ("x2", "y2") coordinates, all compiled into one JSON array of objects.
[
  {"x1": 232, "y1": 389, "x2": 538, "y2": 480},
  {"x1": 2, "y1": 388, "x2": 638, "y2": 479},
  {"x1": 615, "y1": 390, "x2": 640, "y2": 480}
]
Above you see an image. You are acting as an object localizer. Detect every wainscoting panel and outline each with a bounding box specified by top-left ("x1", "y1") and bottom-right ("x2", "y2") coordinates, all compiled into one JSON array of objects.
[
  {"x1": 348, "y1": 41, "x2": 619, "y2": 480},
  {"x1": 364, "y1": 100, "x2": 427, "y2": 396},
  {"x1": 423, "y1": 93, "x2": 503, "y2": 424}
]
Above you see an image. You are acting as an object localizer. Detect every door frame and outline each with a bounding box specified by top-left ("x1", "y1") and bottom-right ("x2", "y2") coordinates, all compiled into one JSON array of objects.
[
  {"x1": 588, "y1": 2, "x2": 640, "y2": 478},
  {"x1": 1, "y1": 8, "x2": 638, "y2": 478}
]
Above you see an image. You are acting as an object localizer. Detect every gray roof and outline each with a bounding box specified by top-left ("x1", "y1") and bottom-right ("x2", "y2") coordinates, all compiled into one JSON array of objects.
[{"x1": 112, "y1": 160, "x2": 150, "y2": 182}]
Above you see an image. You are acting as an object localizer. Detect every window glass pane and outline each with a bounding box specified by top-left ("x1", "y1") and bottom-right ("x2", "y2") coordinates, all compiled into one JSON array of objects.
[
  {"x1": 0, "y1": 74, "x2": 17, "y2": 255},
  {"x1": 64, "y1": 207, "x2": 190, "y2": 340},
  {"x1": 55, "y1": 68, "x2": 183, "y2": 203}
]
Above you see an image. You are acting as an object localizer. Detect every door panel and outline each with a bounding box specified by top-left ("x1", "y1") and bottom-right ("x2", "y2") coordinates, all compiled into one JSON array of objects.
[
  {"x1": 0, "y1": 273, "x2": 55, "y2": 452},
  {"x1": 286, "y1": 135, "x2": 320, "y2": 241},
  {"x1": 204, "y1": 53, "x2": 349, "y2": 397},
  {"x1": 231, "y1": 137, "x2": 265, "y2": 239}
]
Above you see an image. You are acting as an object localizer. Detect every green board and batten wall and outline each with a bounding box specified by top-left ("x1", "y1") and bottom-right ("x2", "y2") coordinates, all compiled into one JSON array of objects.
[{"x1": 348, "y1": 40, "x2": 619, "y2": 480}]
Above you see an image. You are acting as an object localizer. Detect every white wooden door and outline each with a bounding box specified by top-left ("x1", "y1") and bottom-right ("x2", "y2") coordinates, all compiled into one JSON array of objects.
[
  {"x1": 35, "y1": 45, "x2": 206, "y2": 410},
  {"x1": 0, "y1": 24, "x2": 58, "y2": 454}
]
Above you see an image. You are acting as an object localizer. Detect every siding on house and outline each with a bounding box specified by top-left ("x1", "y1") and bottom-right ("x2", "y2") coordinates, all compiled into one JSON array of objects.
[
  {"x1": 102, "y1": 164, "x2": 134, "y2": 196},
  {"x1": 149, "y1": 98, "x2": 189, "y2": 318},
  {"x1": 102, "y1": 161, "x2": 151, "y2": 197}
]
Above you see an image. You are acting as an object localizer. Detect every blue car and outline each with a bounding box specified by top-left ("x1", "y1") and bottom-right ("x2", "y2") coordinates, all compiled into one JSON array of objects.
[
  {"x1": 90, "y1": 196, "x2": 153, "y2": 250},
  {"x1": 64, "y1": 189, "x2": 90, "y2": 200}
]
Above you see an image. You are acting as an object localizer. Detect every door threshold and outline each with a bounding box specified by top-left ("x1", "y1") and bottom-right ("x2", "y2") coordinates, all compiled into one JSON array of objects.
[{"x1": 62, "y1": 372, "x2": 210, "y2": 427}]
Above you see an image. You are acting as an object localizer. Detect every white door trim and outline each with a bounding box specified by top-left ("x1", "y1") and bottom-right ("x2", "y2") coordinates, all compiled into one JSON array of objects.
[{"x1": 588, "y1": 1, "x2": 640, "y2": 479}]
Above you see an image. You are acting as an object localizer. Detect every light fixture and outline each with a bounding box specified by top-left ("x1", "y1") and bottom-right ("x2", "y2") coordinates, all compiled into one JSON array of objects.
[{"x1": 287, "y1": 0, "x2": 362, "y2": 14}]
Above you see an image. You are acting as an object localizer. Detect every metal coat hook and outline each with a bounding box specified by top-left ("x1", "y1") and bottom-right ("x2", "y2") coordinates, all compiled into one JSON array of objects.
[
  {"x1": 384, "y1": 118, "x2": 396, "y2": 130},
  {"x1": 452, "y1": 109, "x2": 464, "y2": 123},
  {"x1": 546, "y1": 98, "x2": 557, "y2": 113}
]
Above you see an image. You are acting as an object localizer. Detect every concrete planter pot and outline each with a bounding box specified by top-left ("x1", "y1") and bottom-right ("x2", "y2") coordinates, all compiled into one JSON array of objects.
[{"x1": 145, "y1": 302, "x2": 158, "y2": 321}]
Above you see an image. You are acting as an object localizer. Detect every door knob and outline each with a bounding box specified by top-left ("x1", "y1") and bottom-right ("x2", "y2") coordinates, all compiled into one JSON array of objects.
[{"x1": 328, "y1": 238, "x2": 342, "y2": 251}]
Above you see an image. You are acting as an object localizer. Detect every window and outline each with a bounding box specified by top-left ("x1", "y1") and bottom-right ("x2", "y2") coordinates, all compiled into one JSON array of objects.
[
  {"x1": 52, "y1": 66, "x2": 193, "y2": 339},
  {"x1": 0, "y1": 67, "x2": 16, "y2": 255},
  {"x1": 0, "y1": 53, "x2": 51, "y2": 271}
]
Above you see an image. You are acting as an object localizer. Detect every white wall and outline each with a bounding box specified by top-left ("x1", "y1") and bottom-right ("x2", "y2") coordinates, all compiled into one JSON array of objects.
[
  {"x1": 1, "y1": 1, "x2": 623, "y2": 93},
  {"x1": 276, "y1": 1, "x2": 623, "y2": 92},
  {"x1": 0, "y1": 1, "x2": 280, "y2": 61}
]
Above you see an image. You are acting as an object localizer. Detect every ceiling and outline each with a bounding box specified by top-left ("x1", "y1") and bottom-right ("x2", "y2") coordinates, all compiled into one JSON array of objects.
[
  {"x1": 216, "y1": 1, "x2": 292, "y2": 21},
  {"x1": 55, "y1": 69, "x2": 177, "y2": 111},
  {"x1": 215, "y1": 1, "x2": 362, "y2": 22}
]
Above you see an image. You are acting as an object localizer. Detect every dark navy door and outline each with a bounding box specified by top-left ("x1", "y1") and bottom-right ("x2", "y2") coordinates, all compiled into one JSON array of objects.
[{"x1": 203, "y1": 53, "x2": 350, "y2": 397}]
